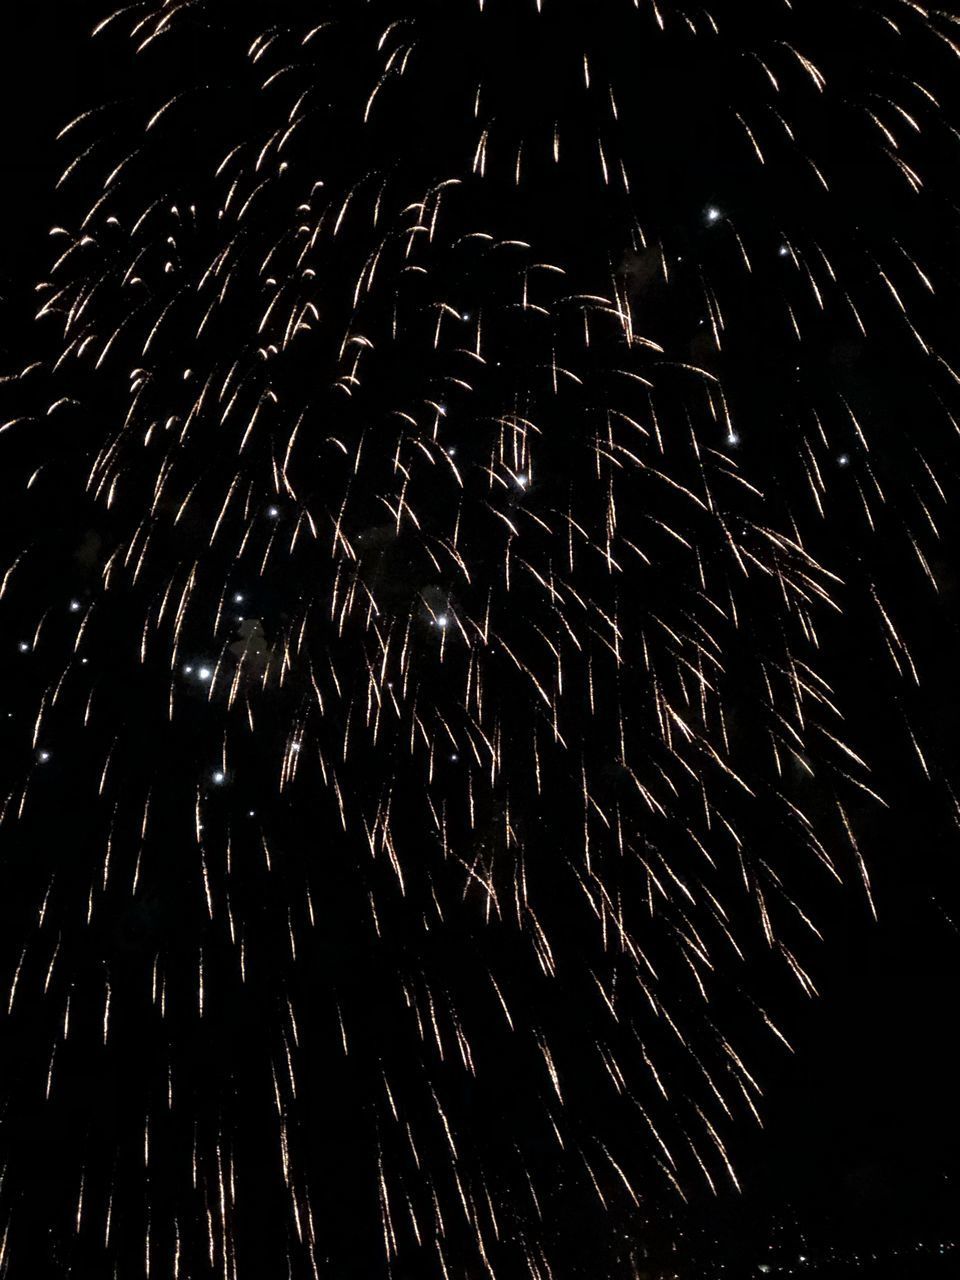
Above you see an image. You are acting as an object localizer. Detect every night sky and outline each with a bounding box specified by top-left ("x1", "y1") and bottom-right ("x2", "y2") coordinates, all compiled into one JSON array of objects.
[{"x1": 1, "y1": 4, "x2": 958, "y2": 1277}]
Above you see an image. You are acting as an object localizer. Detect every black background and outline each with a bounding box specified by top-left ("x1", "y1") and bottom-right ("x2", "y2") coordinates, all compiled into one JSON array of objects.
[{"x1": 1, "y1": 5, "x2": 958, "y2": 1276}]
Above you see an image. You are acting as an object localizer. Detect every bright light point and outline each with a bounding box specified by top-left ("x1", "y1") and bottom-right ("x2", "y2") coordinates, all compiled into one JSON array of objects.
[
  {"x1": 437, "y1": 615, "x2": 448, "y2": 628},
  {"x1": 198, "y1": 666, "x2": 212, "y2": 682},
  {"x1": 37, "y1": 750, "x2": 51, "y2": 763},
  {"x1": 448, "y1": 447, "x2": 456, "y2": 456},
  {"x1": 18, "y1": 642, "x2": 29, "y2": 653},
  {"x1": 248, "y1": 810, "x2": 256, "y2": 818},
  {"x1": 517, "y1": 474, "x2": 529, "y2": 489},
  {"x1": 69, "y1": 600, "x2": 81, "y2": 613},
  {"x1": 212, "y1": 770, "x2": 226, "y2": 785},
  {"x1": 705, "y1": 206, "x2": 722, "y2": 224},
  {"x1": 450, "y1": 753, "x2": 459, "y2": 762},
  {"x1": 838, "y1": 453, "x2": 850, "y2": 466},
  {"x1": 233, "y1": 592, "x2": 244, "y2": 603},
  {"x1": 778, "y1": 244, "x2": 790, "y2": 257},
  {"x1": 438, "y1": 404, "x2": 447, "y2": 417},
  {"x1": 726, "y1": 431, "x2": 740, "y2": 446},
  {"x1": 266, "y1": 505, "x2": 280, "y2": 519},
  {"x1": 183, "y1": 665, "x2": 194, "y2": 675},
  {"x1": 290, "y1": 742, "x2": 301, "y2": 753}
]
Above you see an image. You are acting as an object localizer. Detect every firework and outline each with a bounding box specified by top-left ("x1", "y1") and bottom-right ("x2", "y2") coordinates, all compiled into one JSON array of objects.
[{"x1": 1, "y1": 2, "x2": 957, "y2": 1275}]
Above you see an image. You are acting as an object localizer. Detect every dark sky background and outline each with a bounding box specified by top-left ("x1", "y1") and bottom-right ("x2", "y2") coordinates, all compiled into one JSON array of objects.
[{"x1": 1, "y1": 6, "x2": 958, "y2": 1276}]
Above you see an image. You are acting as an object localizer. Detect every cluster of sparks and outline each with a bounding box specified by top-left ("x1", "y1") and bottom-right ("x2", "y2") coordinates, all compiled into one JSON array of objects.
[{"x1": 1, "y1": 1, "x2": 958, "y2": 1276}]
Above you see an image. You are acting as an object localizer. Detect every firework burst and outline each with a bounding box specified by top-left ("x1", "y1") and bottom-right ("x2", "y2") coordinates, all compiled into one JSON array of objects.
[{"x1": 1, "y1": 2, "x2": 958, "y2": 1275}]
